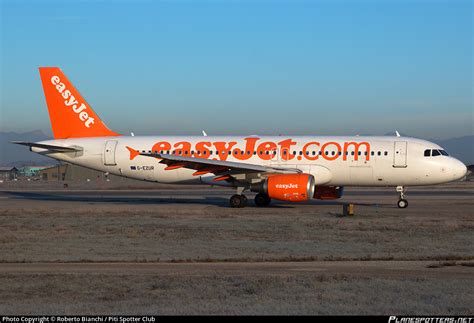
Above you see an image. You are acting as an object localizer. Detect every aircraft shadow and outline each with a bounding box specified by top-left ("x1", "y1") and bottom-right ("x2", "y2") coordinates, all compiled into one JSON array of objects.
[{"x1": 5, "y1": 191, "x2": 394, "y2": 209}]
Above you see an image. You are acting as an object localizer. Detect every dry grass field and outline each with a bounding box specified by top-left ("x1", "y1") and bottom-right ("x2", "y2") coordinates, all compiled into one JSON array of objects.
[{"x1": 0, "y1": 180, "x2": 472, "y2": 314}]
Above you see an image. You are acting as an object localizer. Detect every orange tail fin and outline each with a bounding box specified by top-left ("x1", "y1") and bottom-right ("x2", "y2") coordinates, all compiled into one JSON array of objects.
[{"x1": 39, "y1": 67, "x2": 120, "y2": 139}]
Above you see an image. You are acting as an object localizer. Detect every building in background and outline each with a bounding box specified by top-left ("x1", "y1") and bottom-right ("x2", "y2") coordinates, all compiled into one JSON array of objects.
[
  {"x1": 38, "y1": 164, "x2": 68, "y2": 181},
  {"x1": 38, "y1": 164, "x2": 136, "y2": 183},
  {"x1": 18, "y1": 165, "x2": 53, "y2": 177},
  {"x1": 0, "y1": 166, "x2": 19, "y2": 180}
]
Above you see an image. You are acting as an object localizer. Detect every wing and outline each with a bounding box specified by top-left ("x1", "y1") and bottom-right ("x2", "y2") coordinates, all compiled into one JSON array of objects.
[{"x1": 127, "y1": 146, "x2": 300, "y2": 182}]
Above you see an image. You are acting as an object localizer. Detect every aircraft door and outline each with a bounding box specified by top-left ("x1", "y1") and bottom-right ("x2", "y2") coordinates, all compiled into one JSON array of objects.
[
  {"x1": 393, "y1": 141, "x2": 407, "y2": 168},
  {"x1": 104, "y1": 140, "x2": 118, "y2": 166}
]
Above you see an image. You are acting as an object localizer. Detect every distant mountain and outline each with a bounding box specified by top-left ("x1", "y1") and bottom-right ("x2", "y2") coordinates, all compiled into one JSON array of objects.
[
  {"x1": 0, "y1": 131, "x2": 473, "y2": 167},
  {"x1": 0, "y1": 130, "x2": 55, "y2": 166}
]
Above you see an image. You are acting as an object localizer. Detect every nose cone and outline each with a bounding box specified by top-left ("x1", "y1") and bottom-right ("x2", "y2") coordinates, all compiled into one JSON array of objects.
[{"x1": 450, "y1": 158, "x2": 468, "y2": 181}]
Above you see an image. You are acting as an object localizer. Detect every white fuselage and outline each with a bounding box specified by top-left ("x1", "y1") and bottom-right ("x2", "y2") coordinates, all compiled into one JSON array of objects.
[{"x1": 32, "y1": 135, "x2": 467, "y2": 187}]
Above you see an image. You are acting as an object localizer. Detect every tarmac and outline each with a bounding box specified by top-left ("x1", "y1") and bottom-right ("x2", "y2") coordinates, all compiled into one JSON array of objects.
[{"x1": 0, "y1": 181, "x2": 472, "y2": 314}]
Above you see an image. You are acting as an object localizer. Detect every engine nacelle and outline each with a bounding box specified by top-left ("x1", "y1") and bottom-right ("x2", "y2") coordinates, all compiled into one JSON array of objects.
[
  {"x1": 251, "y1": 174, "x2": 315, "y2": 202},
  {"x1": 313, "y1": 186, "x2": 344, "y2": 200}
]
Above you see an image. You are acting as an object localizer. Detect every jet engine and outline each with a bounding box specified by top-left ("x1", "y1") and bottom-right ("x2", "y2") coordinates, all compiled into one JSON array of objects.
[
  {"x1": 251, "y1": 174, "x2": 315, "y2": 202},
  {"x1": 313, "y1": 186, "x2": 344, "y2": 200}
]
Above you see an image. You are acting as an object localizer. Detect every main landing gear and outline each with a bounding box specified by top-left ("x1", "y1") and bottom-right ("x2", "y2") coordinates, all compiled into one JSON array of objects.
[
  {"x1": 254, "y1": 193, "x2": 271, "y2": 207},
  {"x1": 229, "y1": 189, "x2": 272, "y2": 208},
  {"x1": 396, "y1": 186, "x2": 408, "y2": 208},
  {"x1": 229, "y1": 194, "x2": 247, "y2": 208}
]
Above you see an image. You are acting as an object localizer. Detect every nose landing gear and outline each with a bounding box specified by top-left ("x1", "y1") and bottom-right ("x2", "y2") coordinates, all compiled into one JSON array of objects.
[{"x1": 396, "y1": 186, "x2": 408, "y2": 208}]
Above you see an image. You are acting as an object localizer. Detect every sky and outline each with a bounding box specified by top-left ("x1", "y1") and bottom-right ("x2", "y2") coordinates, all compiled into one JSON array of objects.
[{"x1": 0, "y1": 0, "x2": 472, "y2": 139}]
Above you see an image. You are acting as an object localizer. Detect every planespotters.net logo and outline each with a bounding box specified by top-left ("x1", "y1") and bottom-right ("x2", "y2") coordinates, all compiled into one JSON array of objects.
[
  {"x1": 389, "y1": 317, "x2": 473, "y2": 323},
  {"x1": 275, "y1": 183, "x2": 299, "y2": 189}
]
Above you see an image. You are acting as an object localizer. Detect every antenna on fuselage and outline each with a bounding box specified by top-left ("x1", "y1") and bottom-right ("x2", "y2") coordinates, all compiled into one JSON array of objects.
[
  {"x1": 202, "y1": 130, "x2": 208, "y2": 136},
  {"x1": 131, "y1": 132, "x2": 135, "y2": 137},
  {"x1": 395, "y1": 131, "x2": 400, "y2": 137}
]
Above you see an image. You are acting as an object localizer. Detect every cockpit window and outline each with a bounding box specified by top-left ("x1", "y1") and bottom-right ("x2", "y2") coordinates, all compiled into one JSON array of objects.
[{"x1": 425, "y1": 149, "x2": 449, "y2": 157}]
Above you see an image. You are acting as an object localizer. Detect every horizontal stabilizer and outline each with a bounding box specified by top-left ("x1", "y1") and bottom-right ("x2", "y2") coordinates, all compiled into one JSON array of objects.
[{"x1": 10, "y1": 141, "x2": 82, "y2": 152}]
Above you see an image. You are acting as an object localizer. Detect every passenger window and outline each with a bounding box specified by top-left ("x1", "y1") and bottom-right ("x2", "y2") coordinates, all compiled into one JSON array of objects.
[
  {"x1": 371, "y1": 151, "x2": 374, "y2": 156},
  {"x1": 432, "y1": 150, "x2": 441, "y2": 156},
  {"x1": 377, "y1": 151, "x2": 381, "y2": 156},
  {"x1": 384, "y1": 151, "x2": 388, "y2": 156}
]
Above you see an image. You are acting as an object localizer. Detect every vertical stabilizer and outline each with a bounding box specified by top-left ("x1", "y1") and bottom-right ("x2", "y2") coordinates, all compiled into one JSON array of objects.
[{"x1": 39, "y1": 67, "x2": 120, "y2": 139}]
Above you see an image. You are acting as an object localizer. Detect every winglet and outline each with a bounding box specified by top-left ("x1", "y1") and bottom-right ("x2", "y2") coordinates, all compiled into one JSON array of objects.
[{"x1": 126, "y1": 146, "x2": 140, "y2": 160}]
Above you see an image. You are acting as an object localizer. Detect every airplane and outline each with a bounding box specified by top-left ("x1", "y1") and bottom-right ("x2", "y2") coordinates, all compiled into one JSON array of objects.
[{"x1": 12, "y1": 67, "x2": 468, "y2": 208}]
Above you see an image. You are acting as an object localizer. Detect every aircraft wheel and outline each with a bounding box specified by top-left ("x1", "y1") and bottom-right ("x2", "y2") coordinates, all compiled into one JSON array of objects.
[
  {"x1": 397, "y1": 199, "x2": 408, "y2": 208},
  {"x1": 230, "y1": 194, "x2": 246, "y2": 208},
  {"x1": 255, "y1": 193, "x2": 271, "y2": 207}
]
